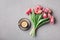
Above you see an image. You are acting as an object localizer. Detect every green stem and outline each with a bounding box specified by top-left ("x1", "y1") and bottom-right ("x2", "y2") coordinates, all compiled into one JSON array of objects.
[{"x1": 29, "y1": 27, "x2": 36, "y2": 37}]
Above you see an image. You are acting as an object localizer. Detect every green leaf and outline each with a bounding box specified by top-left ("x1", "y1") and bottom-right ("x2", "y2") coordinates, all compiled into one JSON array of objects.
[
  {"x1": 35, "y1": 14, "x2": 40, "y2": 26},
  {"x1": 37, "y1": 14, "x2": 42, "y2": 22},
  {"x1": 36, "y1": 18, "x2": 49, "y2": 28},
  {"x1": 37, "y1": 20, "x2": 49, "y2": 28},
  {"x1": 30, "y1": 10, "x2": 36, "y2": 27},
  {"x1": 35, "y1": 14, "x2": 42, "y2": 28}
]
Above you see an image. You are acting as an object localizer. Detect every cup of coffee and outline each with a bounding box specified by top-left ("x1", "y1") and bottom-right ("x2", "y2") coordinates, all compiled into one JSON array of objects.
[{"x1": 18, "y1": 18, "x2": 31, "y2": 31}]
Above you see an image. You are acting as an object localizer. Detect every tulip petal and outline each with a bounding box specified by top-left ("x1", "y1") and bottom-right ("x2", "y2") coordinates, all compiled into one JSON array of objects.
[
  {"x1": 43, "y1": 13, "x2": 48, "y2": 18},
  {"x1": 26, "y1": 8, "x2": 32, "y2": 15},
  {"x1": 34, "y1": 5, "x2": 43, "y2": 14},
  {"x1": 50, "y1": 16, "x2": 54, "y2": 24}
]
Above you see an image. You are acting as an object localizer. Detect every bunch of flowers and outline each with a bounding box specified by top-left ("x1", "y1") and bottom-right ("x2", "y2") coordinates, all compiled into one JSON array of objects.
[{"x1": 26, "y1": 5, "x2": 55, "y2": 37}]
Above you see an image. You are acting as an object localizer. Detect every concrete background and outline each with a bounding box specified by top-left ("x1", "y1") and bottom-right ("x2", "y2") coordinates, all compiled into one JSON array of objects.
[{"x1": 0, "y1": 0, "x2": 60, "y2": 40}]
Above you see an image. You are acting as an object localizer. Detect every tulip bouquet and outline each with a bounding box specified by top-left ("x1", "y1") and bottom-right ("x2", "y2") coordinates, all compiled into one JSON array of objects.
[{"x1": 26, "y1": 5, "x2": 54, "y2": 37}]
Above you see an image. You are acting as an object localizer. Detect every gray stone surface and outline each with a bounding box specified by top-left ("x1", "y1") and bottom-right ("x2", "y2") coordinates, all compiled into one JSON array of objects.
[{"x1": 0, "y1": 0, "x2": 60, "y2": 40}]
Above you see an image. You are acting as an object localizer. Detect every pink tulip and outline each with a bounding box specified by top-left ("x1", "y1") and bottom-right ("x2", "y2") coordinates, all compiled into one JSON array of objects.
[
  {"x1": 48, "y1": 13, "x2": 52, "y2": 18},
  {"x1": 45, "y1": 8, "x2": 52, "y2": 13},
  {"x1": 43, "y1": 8, "x2": 52, "y2": 14},
  {"x1": 26, "y1": 8, "x2": 32, "y2": 15},
  {"x1": 43, "y1": 8, "x2": 48, "y2": 13},
  {"x1": 50, "y1": 16, "x2": 54, "y2": 24},
  {"x1": 34, "y1": 5, "x2": 43, "y2": 14},
  {"x1": 43, "y1": 12, "x2": 48, "y2": 18}
]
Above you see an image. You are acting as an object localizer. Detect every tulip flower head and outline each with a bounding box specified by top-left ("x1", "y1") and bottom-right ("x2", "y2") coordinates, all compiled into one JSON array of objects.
[
  {"x1": 43, "y1": 8, "x2": 52, "y2": 14},
  {"x1": 43, "y1": 12, "x2": 48, "y2": 18},
  {"x1": 26, "y1": 8, "x2": 32, "y2": 15},
  {"x1": 34, "y1": 5, "x2": 43, "y2": 14},
  {"x1": 50, "y1": 16, "x2": 54, "y2": 24}
]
